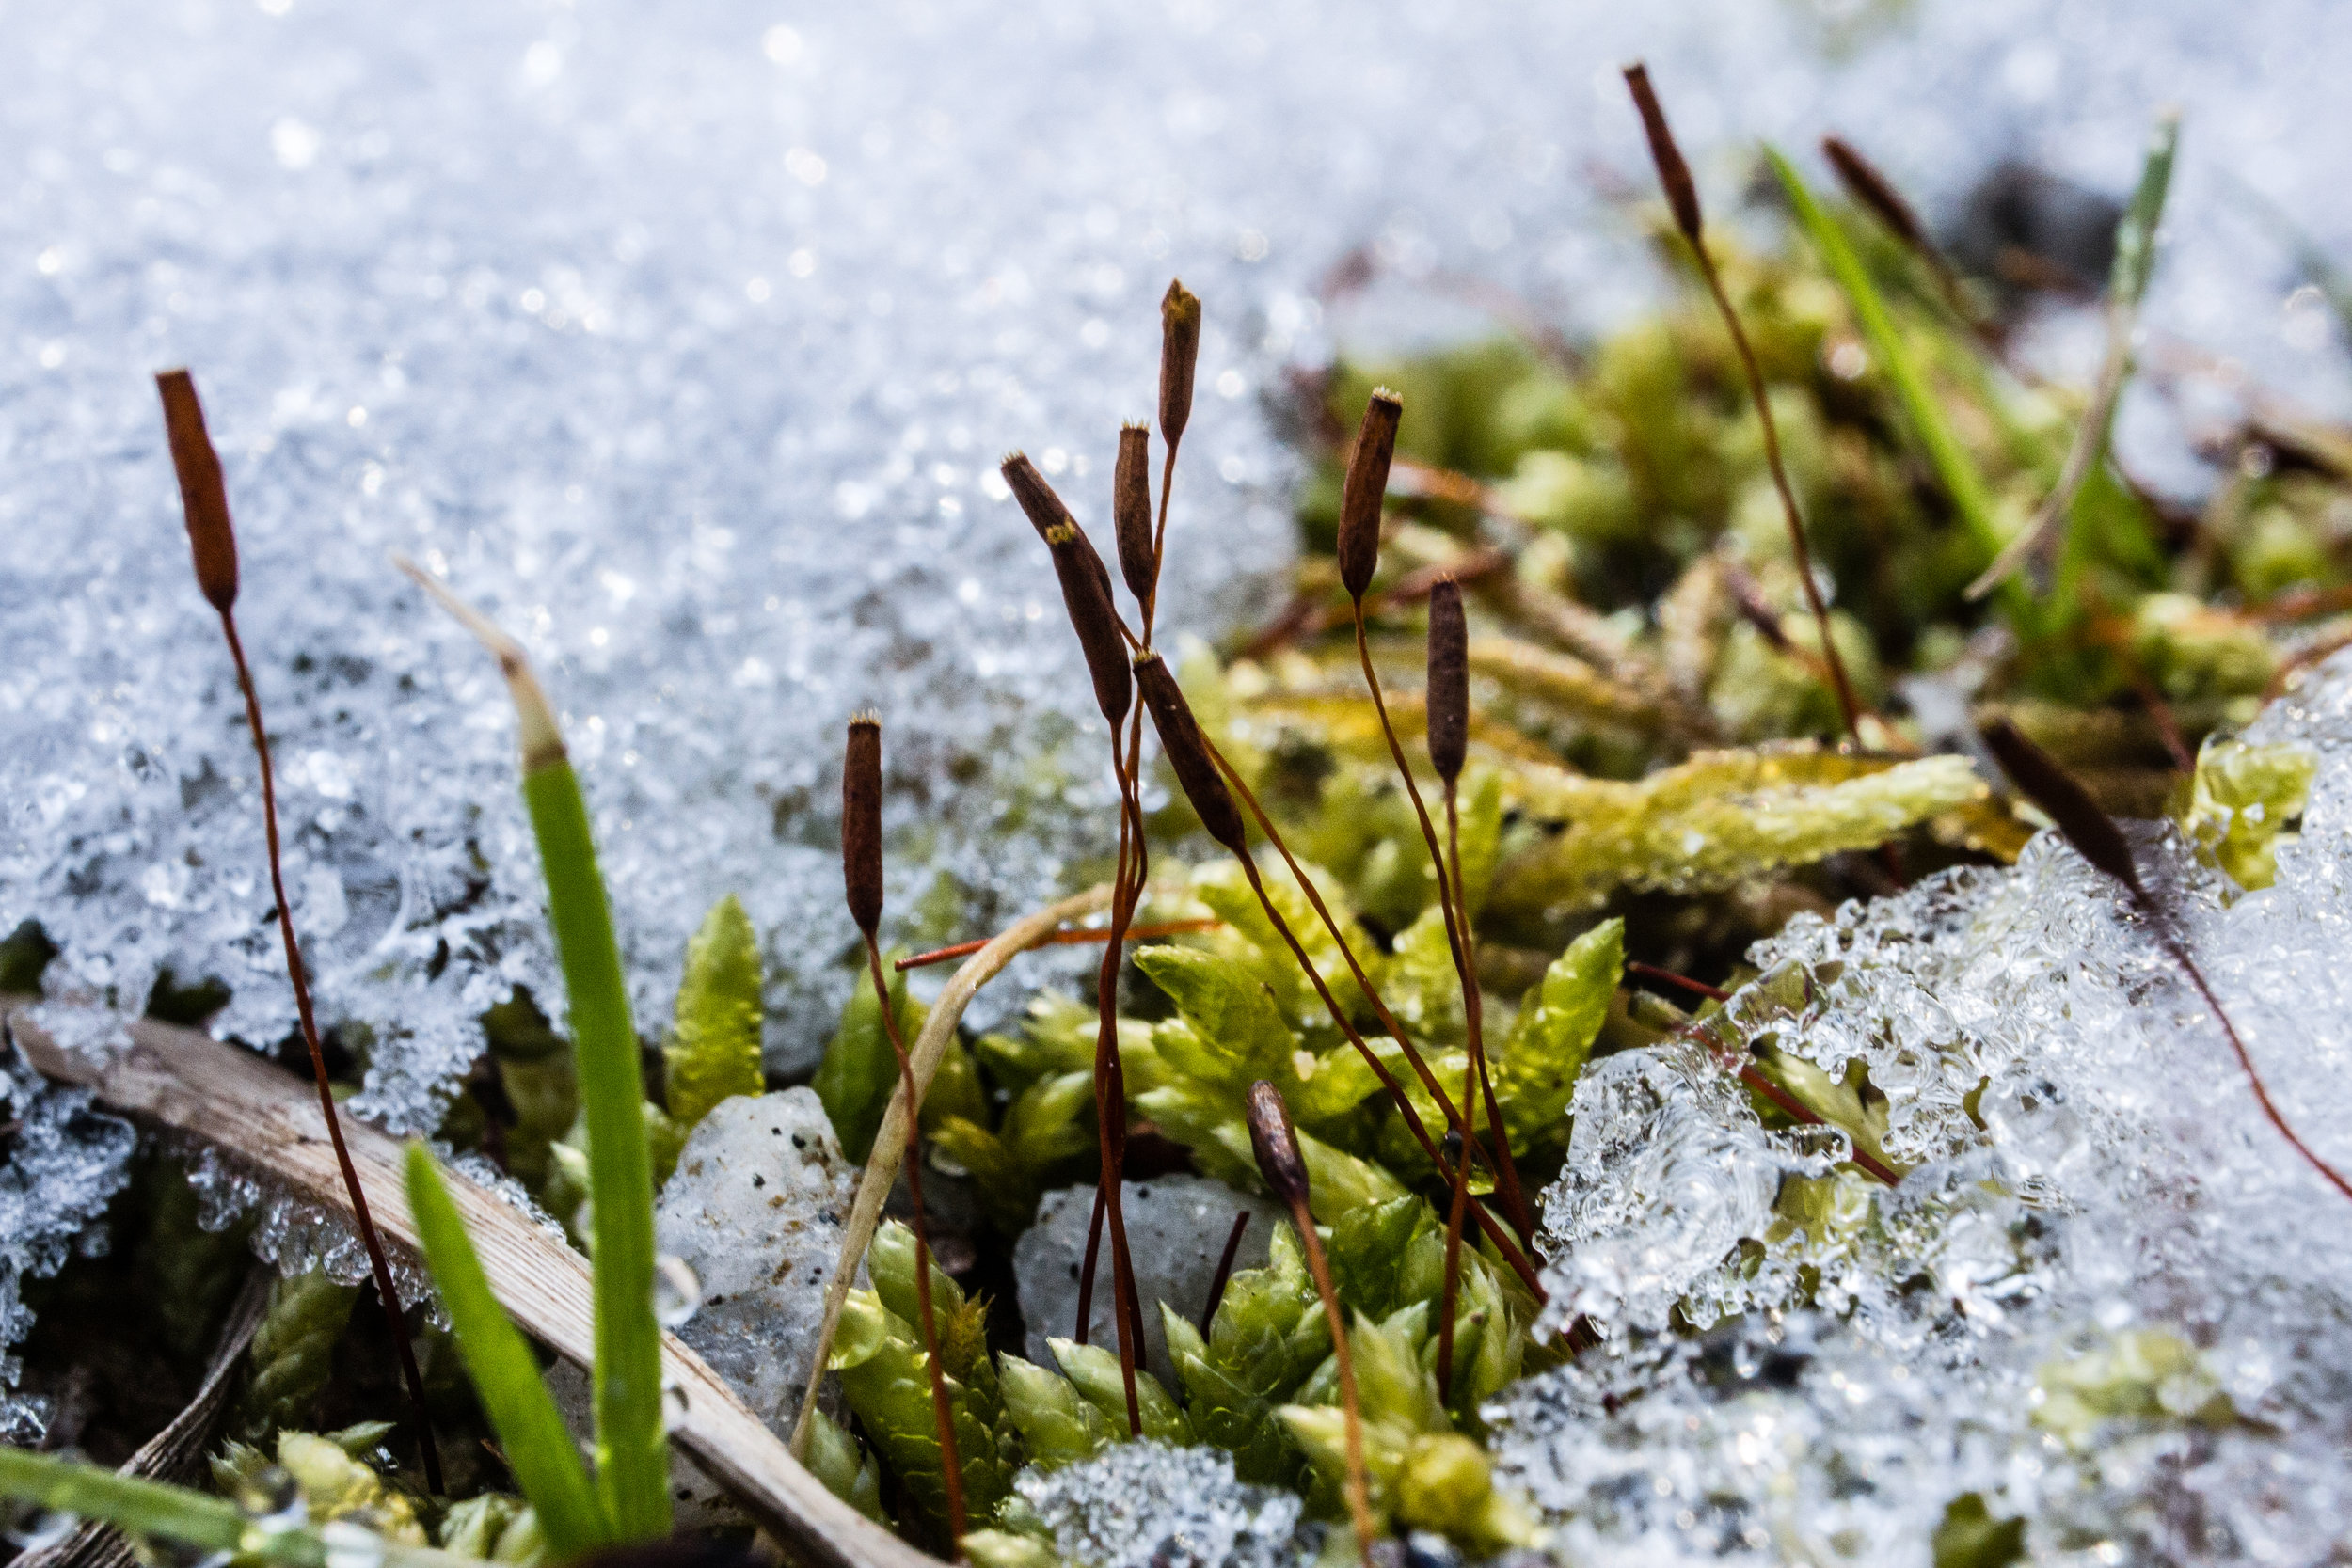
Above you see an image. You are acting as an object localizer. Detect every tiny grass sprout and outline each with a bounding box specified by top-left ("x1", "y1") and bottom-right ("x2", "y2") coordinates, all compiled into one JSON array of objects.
[
  {"x1": 160, "y1": 374, "x2": 439, "y2": 1494},
  {"x1": 1969, "y1": 112, "x2": 2181, "y2": 600},
  {"x1": 843, "y1": 716, "x2": 968, "y2": 1540},
  {"x1": 395, "y1": 559, "x2": 668, "y2": 1539}
]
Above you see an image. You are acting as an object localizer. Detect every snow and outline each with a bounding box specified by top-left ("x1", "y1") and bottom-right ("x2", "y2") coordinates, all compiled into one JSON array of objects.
[{"x1": 1011, "y1": 1441, "x2": 1311, "y2": 1568}]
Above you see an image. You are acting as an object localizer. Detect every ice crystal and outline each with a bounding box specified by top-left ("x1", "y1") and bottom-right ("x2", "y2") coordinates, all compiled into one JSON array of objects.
[
  {"x1": 1012, "y1": 1441, "x2": 1311, "y2": 1568},
  {"x1": 1499, "y1": 655, "x2": 2352, "y2": 1564},
  {"x1": 0, "y1": 1033, "x2": 137, "y2": 1441}
]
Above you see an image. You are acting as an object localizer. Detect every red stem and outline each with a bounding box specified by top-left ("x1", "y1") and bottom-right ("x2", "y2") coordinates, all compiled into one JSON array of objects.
[
  {"x1": 1628, "y1": 961, "x2": 1730, "y2": 1003},
  {"x1": 865, "y1": 936, "x2": 965, "y2": 1542},
  {"x1": 1351, "y1": 611, "x2": 1534, "y2": 1241},
  {"x1": 2159, "y1": 931, "x2": 2352, "y2": 1205},
  {"x1": 1198, "y1": 1210, "x2": 1251, "y2": 1336},
  {"x1": 222, "y1": 612, "x2": 441, "y2": 1495},
  {"x1": 1073, "y1": 1181, "x2": 1104, "y2": 1347}
]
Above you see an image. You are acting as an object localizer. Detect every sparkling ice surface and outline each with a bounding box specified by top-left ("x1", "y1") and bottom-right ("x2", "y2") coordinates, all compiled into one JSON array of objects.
[
  {"x1": 6, "y1": 0, "x2": 2352, "y2": 1471},
  {"x1": 1501, "y1": 655, "x2": 2352, "y2": 1564},
  {"x1": 1013, "y1": 1441, "x2": 1311, "y2": 1568}
]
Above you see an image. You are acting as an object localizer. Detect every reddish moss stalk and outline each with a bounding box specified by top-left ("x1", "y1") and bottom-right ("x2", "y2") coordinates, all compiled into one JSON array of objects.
[
  {"x1": 1199, "y1": 1210, "x2": 1251, "y2": 1336},
  {"x1": 844, "y1": 716, "x2": 966, "y2": 1541},
  {"x1": 1623, "y1": 64, "x2": 1864, "y2": 746},
  {"x1": 157, "y1": 370, "x2": 441, "y2": 1495},
  {"x1": 1246, "y1": 1083, "x2": 1374, "y2": 1566},
  {"x1": 1208, "y1": 750, "x2": 1548, "y2": 1304}
]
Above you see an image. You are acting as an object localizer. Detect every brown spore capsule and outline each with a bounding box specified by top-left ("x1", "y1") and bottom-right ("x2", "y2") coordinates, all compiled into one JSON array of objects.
[
  {"x1": 1134, "y1": 651, "x2": 1248, "y2": 855},
  {"x1": 1335, "y1": 388, "x2": 1402, "y2": 602},
  {"x1": 1159, "y1": 279, "x2": 1201, "y2": 450},
  {"x1": 1425, "y1": 578, "x2": 1469, "y2": 784},
  {"x1": 1623, "y1": 63, "x2": 1704, "y2": 245},
  {"x1": 157, "y1": 370, "x2": 239, "y2": 612},
  {"x1": 1980, "y1": 720, "x2": 2144, "y2": 902},
  {"x1": 843, "y1": 714, "x2": 885, "y2": 938},
  {"x1": 1005, "y1": 453, "x2": 1135, "y2": 725},
  {"x1": 1244, "y1": 1081, "x2": 1311, "y2": 1212},
  {"x1": 1114, "y1": 422, "x2": 1154, "y2": 608},
  {"x1": 1821, "y1": 135, "x2": 1928, "y2": 251},
  {"x1": 1046, "y1": 521, "x2": 1134, "y2": 726},
  {"x1": 1002, "y1": 451, "x2": 1078, "y2": 540}
]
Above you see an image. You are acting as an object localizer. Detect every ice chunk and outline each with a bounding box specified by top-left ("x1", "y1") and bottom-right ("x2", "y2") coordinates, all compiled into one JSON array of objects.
[
  {"x1": 1496, "y1": 650, "x2": 2352, "y2": 1564},
  {"x1": 1015, "y1": 1177, "x2": 1278, "y2": 1389},
  {"x1": 651, "y1": 1089, "x2": 863, "y2": 1437},
  {"x1": 1012, "y1": 1441, "x2": 1311, "y2": 1568},
  {"x1": 0, "y1": 1030, "x2": 137, "y2": 1440},
  {"x1": 178, "y1": 1138, "x2": 437, "y2": 1315},
  {"x1": 1534, "y1": 1042, "x2": 1837, "y2": 1338}
]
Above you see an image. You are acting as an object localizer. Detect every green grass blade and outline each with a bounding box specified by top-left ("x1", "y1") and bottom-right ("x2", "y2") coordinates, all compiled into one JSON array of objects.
[
  {"x1": 0, "y1": 1448, "x2": 307, "y2": 1566},
  {"x1": 521, "y1": 759, "x2": 672, "y2": 1542},
  {"x1": 2109, "y1": 113, "x2": 2180, "y2": 309},
  {"x1": 0, "y1": 1448, "x2": 487, "y2": 1568},
  {"x1": 402, "y1": 1145, "x2": 611, "y2": 1557},
  {"x1": 1769, "y1": 147, "x2": 2026, "y2": 621}
]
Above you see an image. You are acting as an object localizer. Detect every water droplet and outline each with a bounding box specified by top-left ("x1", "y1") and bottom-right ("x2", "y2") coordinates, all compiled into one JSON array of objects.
[
  {"x1": 321, "y1": 1519, "x2": 386, "y2": 1568},
  {"x1": 661, "y1": 1374, "x2": 691, "y2": 1433},
  {"x1": 4, "y1": 1497, "x2": 79, "y2": 1552},
  {"x1": 232, "y1": 1465, "x2": 307, "y2": 1535},
  {"x1": 653, "y1": 1254, "x2": 702, "y2": 1329}
]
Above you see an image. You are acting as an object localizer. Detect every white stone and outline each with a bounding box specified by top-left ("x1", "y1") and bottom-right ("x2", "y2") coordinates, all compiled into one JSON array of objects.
[
  {"x1": 1015, "y1": 1176, "x2": 1277, "y2": 1388},
  {"x1": 653, "y1": 1090, "x2": 863, "y2": 1435}
]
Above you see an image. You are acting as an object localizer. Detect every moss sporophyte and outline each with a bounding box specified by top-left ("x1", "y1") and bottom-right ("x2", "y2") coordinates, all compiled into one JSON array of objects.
[{"x1": 13, "y1": 62, "x2": 2352, "y2": 1568}]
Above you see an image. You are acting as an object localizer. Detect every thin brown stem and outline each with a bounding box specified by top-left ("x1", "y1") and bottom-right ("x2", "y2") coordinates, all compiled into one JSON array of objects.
[
  {"x1": 1290, "y1": 1197, "x2": 1375, "y2": 1565},
  {"x1": 1732, "y1": 1054, "x2": 1899, "y2": 1188},
  {"x1": 1628, "y1": 961, "x2": 1730, "y2": 1003},
  {"x1": 864, "y1": 936, "x2": 965, "y2": 1542},
  {"x1": 1434, "y1": 784, "x2": 1480, "y2": 1408},
  {"x1": 1199, "y1": 1211, "x2": 1251, "y2": 1336},
  {"x1": 1436, "y1": 1130, "x2": 1469, "y2": 1409},
  {"x1": 220, "y1": 613, "x2": 441, "y2": 1495},
  {"x1": 1073, "y1": 1181, "x2": 1104, "y2": 1347},
  {"x1": 2159, "y1": 932, "x2": 2352, "y2": 1204},
  {"x1": 1692, "y1": 256, "x2": 1865, "y2": 744},
  {"x1": 1143, "y1": 441, "x2": 1182, "y2": 641},
  {"x1": 1228, "y1": 853, "x2": 1547, "y2": 1301},
  {"x1": 1447, "y1": 783, "x2": 1517, "y2": 1250},
  {"x1": 1207, "y1": 735, "x2": 1537, "y2": 1244},
  {"x1": 1090, "y1": 721, "x2": 1147, "y2": 1434},
  {"x1": 894, "y1": 918, "x2": 1218, "y2": 971}
]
